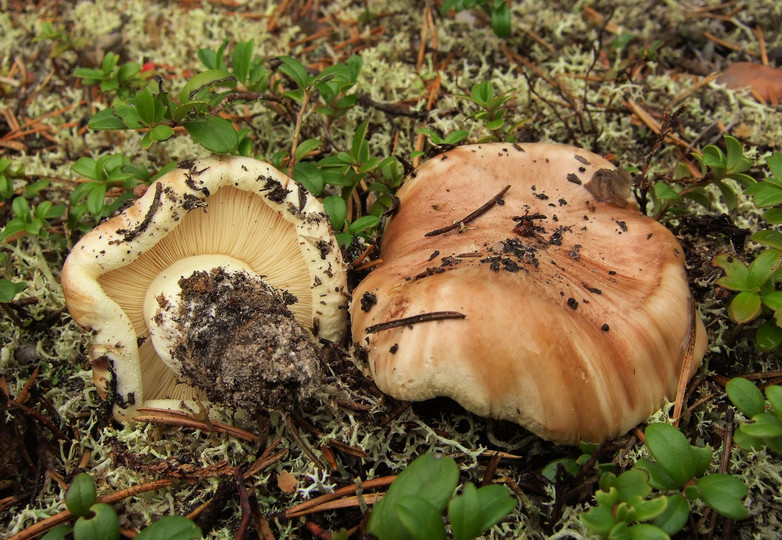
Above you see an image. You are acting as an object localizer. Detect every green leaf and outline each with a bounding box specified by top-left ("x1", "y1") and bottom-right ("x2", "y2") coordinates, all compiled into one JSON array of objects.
[
  {"x1": 691, "y1": 445, "x2": 713, "y2": 478},
  {"x1": 0, "y1": 279, "x2": 26, "y2": 303},
  {"x1": 654, "y1": 182, "x2": 681, "y2": 201},
  {"x1": 448, "y1": 483, "x2": 481, "y2": 540},
  {"x1": 733, "y1": 428, "x2": 766, "y2": 451},
  {"x1": 489, "y1": 0, "x2": 511, "y2": 37},
  {"x1": 716, "y1": 181, "x2": 738, "y2": 211},
  {"x1": 179, "y1": 69, "x2": 234, "y2": 102},
  {"x1": 349, "y1": 215, "x2": 380, "y2": 235},
  {"x1": 741, "y1": 414, "x2": 782, "y2": 438},
  {"x1": 767, "y1": 152, "x2": 782, "y2": 183},
  {"x1": 134, "y1": 88, "x2": 163, "y2": 125},
  {"x1": 135, "y1": 516, "x2": 202, "y2": 540},
  {"x1": 728, "y1": 291, "x2": 762, "y2": 323},
  {"x1": 73, "y1": 503, "x2": 120, "y2": 540},
  {"x1": 65, "y1": 473, "x2": 96, "y2": 517},
  {"x1": 292, "y1": 162, "x2": 324, "y2": 196},
  {"x1": 714, "y1": 254, "x2": 749, "y2": 291},
  {"x1": 183, "y1": 117, "x2": 238, "y2": 154},
  {"x1": 448, "y1": 483, "x2": 515, "y2": 540},
  {"x1": 541, "y1": 458, "x2": 579, "y2": 481},
  {"x1": 581, "y1": 504, "x2": 617, "y2": 535},
  {"x1": 72, "y1": 157, "x2": 99, "y2": 180},
  {"x1": 652, "y1": 493, "x2": 689, "y2": 535},
  {"x1": 763, "y1": 208, "x2": 782, "y2": 225},
  {"x1": 394, "y1": 496, "x2": 446, "y2": 540},
  {"x1": 756, "y1": 320, "x2": 782, "y2": 351},
  {"x1": 86, "y1": 183, "x2": 108, "y2": 215},
  {"x1": 322, "y1": 195, "x2": 347, "y2": 231},
  {"x1": 367, "y1": 454, "x2": 459, "y2": 540},
  {"x1": 294, "y1": 138, "x2": 322, "y2": 162},
  {"x1": 766, "y1": 386, "x2": 782, "y2": 418},
  {"x1": 695, "y1": 474, "x2": 748, "y2": 520},
  {"x1": 724, "y1": 135, "x2": 750, "y2": 173},
  {"x1": 635, "y1": 460, "x2": 680, "y2": 491},
  {"x1": 727, "y1": 377, "x2": 766, "y2": 417},
  {"x1": 88, "y1": 108, "x2": 128, "y2": 130},
  {"x1": 277, "y1": 56, "x2": 311, "y2": 89},
  {"x1": 748, "y1": 249, "x2": 782, "y2": 289},
  {"x1": 41, "y1": 524, "x2": 74, "y2": 540},
  {"x1": 613, "y1": 470, "x2": 652, "y2": 502},
  {"x1": 112, "y1": 104, "x2": 144, "y2": 129},
  {"x1": 231, "y1": 39, "x2": 254, "y2": 84},
  {"x1": 629, "y1": 494, "x2": 667, "y2": 521},
  {"x1": 148, "y1": 124, "x2": 175, "y2": 143},
  {"x1": 752, "y1": 230, "x2": 782, "y2": 250},
  {"x1": 644, "y1": 424, "x2": 695, "y2": 487},
  {"x1": 746, "y1": 182, "x2": 782, "y2": 207},
  {"x1": 628, "y1": 523, "x2": 669, "y2": 540}
]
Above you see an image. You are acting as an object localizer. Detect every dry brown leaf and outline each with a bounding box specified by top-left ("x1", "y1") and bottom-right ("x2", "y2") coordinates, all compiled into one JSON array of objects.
[
  {"x1": 277, "y1": 471, "x2": 298, "y2": 493},
  {"x1": 718, "y1": 62, "x2": 782, "y2": 104}
]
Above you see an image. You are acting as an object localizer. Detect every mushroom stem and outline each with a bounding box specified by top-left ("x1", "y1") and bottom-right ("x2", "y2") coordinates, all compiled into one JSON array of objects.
[{"x1": 146, "y1": 264, "x2": 323, "y2": 414}]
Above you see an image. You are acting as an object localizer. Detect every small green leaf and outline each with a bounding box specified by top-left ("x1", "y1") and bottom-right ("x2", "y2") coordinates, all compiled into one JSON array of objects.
[
  {"x1": 766, "y1": 152, "x2": 782, "y2": 182},
  {"x1": 733, "y1": 428, "x2": 766, "y2": 451},
  {"x1": 73, "y1": 503, "x2": 120, "y2": 540},
  {"x1": 755, "y1": 320, "x2": 782, "y2": 351},
  {"x1": 752, "y1": 230, "x2": 782, "y2": 250},
  {"x1": 728, "y1": 291, "x2": 762, "y2": 323},
  {"x1": 149, "y1": 124, "x2": 175, "y2": 142},
  {"x1": 65, "y1": 473, "x2": 96, "y2": 518},
  {"x1": 695, "y1": 474, "x2": 748, "y2": 520},
  {"x1": 741, "y1": 414, "x2": 782, "y2": 438},
  {"x1": 72, "y1": 157, "x2": 99, "y2": 180},
  {"x1": 629, "y1": 494, "x2": 668, "y2": 521},
  {"x1": 88, "y1": 108, "x2": 128, "y2": 130},
  {"x1": 394, "y1": 496, "x2": 446, "y2": 540},
  {"x1": 322, "y1": 195, "x2": 347, "y2": 231},
  {"x1": 765, "y1": 386, "x2": 782, "y2": 418},
  {"x1": 179, "y1": 69, "x2": 234, "y2": 102},
  {"x1": 652, "y1": 493, "x2": 689, "y2": 535},
  {"x1": 292, "y1": 162, "x2": 324, "y2": 196},
  {"x1": 654, "y1": 182, "x2": 682, "y2": 201},
  {"x1": 294, "y1": 138, "x2": 322, "y2": 162},
  {"x1": 0, "y1": 279, "x2": 26, "y2": 303},
  {"x1": 644, "y1": 424, "x2": 695, "y2": 487},
  {"x1": 41, "y1": 524, "x2": 73, "y2": 540},
  {"x1": 764, "y1": 208, "x2": 782, "y2": 224},
  {"x1": 580, "y1": 504, "x2": 617, "y2": 535},
  {"x1": 628, "y1": 523, "x2": 670, "y2": 540},
  {"x1": 367, "y1": 454, "x2": 459, "y2": 540},
  {"x1": 183, "y1": 117, "x2": 238, "y2": 154},
  {"x1": 613, "y1": 470, "x2": 652, "y2": 502},
  {"x1": 691, "y1": 444, "x2": 713, "y2": 478},
  {"x1": 231, "y1": 39, "x2": 254, "y2": 84},
  {"x1": 746, "y1": 182, "x2": 782, "y2": 207},
  {"x1": 349, "y1": 215, "x2": 380, "y2": 235},
  {"x1": 714, "y1": 254, "x2": 749, "y2": 291},
  {"x1": 135, "y1": 516, "x2": 202, "y2": 540},
  {"x1": 635, "y1": 460, "x2": 680, "y2": 491},
  {"x1": 724, "y1": 135, "x2": 751, "y2": 173},
  {"x1": 449, "y1": 483, "x2": 515, "y2": 540},
  {"x1": 489, "y1": 0, "x2": 511, "y2": 37},
  {"x1": 277, "y1": 56, "x2": 311, "y2": 89},
  {"x1": 748, "y1": 249, "x2": 782, "y2": 289},
  {"x1": 727, "y1": 377, "x2": 766, "y2": 417},
  {"x1": 541, "y1": 458, "x2": 579, "y2": 481}
]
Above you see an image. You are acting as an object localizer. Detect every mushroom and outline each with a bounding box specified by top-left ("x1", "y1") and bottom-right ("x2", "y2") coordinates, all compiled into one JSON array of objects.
[
  {"x1": 62, "y1": 155, "x2": 348, "y2": 420},
  {"x1": 351, "y1": 143, "x2": 707, "y2": 444}
]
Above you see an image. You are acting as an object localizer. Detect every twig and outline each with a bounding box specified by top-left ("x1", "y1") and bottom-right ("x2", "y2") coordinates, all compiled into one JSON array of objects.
[
  {"x1": 284, "y1": 413, "x2": 326, "y2": 470},
  {"x1": 424, "y1": 184, "x2": 511, "y2": 237},
  {"x1": 672, "y1": 301, "x2": 699, "y2": 427},
  {"x1": 234, "y1": 469, "x2": 251, "y2": 540},
  {"x1": 285, "y1": 477, "x2": 395, "y2": 518},
  {"x1": 365, "y1": 311, "x2": 466, "y2": 334}
]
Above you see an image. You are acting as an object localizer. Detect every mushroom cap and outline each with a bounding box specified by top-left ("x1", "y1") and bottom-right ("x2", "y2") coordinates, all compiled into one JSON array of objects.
[
  {"x1": 351, "y1": 143, "x2": 707, "y2": 445},
  {"x1": 62, "y1": 155, "x2": 348, "y2": 419}
]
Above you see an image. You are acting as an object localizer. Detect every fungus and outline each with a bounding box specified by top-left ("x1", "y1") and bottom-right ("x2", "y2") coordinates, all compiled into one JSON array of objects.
[
  {"x1": 62, "y1": 155, "x2": 348, "y2": 420},
  {"x1": 351, "y1": 143, "x2": 707, "y2": 445}
]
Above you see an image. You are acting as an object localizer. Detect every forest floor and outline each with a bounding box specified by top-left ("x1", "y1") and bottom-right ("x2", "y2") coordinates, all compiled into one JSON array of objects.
[{"x1": 1, "y1": 1, "x2": 781, "y2": 538}]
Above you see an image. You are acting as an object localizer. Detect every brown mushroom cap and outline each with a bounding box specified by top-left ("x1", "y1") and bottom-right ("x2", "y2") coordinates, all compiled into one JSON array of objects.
[
  {"x1": 351, "y1": 143, "x2": 706, "y2": 444},
  {"x1": 62, "y1": 155, "x2": 348, "y2": 419}
]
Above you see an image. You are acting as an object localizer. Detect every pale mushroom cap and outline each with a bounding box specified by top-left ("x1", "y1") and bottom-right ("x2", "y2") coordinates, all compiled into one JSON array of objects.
[
  {"x1": 62, "y1": 155, "x2": 348, "y2": 419},
  {"x1": 351, "y1": 143, "x2": 706, "y2": 445}
]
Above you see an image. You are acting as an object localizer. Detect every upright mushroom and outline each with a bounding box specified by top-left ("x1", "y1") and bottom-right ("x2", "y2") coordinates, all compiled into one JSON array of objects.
[
  {"x1": 63, "y1": 155, "x2": 348, "y2": 420},
  {"x1": 351, "y1": 143, "x2": 707, "y2": 444}
]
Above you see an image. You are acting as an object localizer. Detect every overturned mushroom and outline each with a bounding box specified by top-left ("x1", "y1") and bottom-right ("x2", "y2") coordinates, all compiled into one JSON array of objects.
[
  {"x1": 351, "y1": 143, "x2": 707, "y2": 445},
  {"x1": 63, "y1": 155, "x2": 348, "y2": 420}
]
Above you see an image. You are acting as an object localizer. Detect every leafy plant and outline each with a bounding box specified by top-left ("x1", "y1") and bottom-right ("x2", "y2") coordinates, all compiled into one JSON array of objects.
[
  {"x1": 0, "y1": 193, "x2": 65, "y2": 243},
  {"x1": 648, "y1": 135, "x2": 755, "y2": 220},
  {"x1": 579, "y1": 423, "x2": 748, "y2": 539},
  {"x1": 36, "y1": 21, "x2": 87, "y2": 58},
  {"x1": 366, "y1": 454, "x2": 516, "y2": 540},
  {"x1": 0, "y1": 157, "x2": 24, "y2": 200},
  {"x1": 541, "y1": 442, "x2": 617, "y2": 481},
  {"x1": 0, "y1": 278, "x2": 26, "y2": 303},
  {"x1": 41, "y1": 473, "x2": 201, "y2": 540},
  {"x1": 745, "y1": 152, "x2": 782, "y2": 250},
  {"x1": 456, "y1": 81, "x2": 523, "y2": 143},
  {"x1": 440, "y1": 0, "x2": 512, "y2": 38},
  {"x1": 726, "y1": 377, "x2": 782, "y2": 455},
  {"x1": 74, "y1": 52, "x2": 146, "y2": 99}
]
